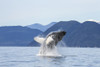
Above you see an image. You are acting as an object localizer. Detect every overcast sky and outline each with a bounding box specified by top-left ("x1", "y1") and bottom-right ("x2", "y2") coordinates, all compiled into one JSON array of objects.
[{"x1": 0, "y1": 0, "x2": 100, "y2": 26}]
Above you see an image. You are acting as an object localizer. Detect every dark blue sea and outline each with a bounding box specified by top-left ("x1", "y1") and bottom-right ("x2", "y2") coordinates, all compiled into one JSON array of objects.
[{"x1": 0, "y1": 47, "x2": 100, "y2": 67}]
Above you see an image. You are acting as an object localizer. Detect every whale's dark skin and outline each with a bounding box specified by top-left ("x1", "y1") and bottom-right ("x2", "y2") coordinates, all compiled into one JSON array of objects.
[{"x1": 45, "y1": 31, "x2": 66, "y2": 49}]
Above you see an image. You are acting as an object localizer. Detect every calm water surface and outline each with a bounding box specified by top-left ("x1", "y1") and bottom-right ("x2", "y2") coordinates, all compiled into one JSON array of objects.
[{"x1": 0, "y1": 47, "x2": 100, "y2": 67}]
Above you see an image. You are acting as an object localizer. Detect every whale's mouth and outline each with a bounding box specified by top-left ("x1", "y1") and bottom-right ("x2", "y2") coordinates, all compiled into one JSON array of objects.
[
  {"x1": 61, "y1": 31, "x2": 66, "y2": 36},
  {"x1": 35, "y1": 31, "x2": 66, "y2": 57}
]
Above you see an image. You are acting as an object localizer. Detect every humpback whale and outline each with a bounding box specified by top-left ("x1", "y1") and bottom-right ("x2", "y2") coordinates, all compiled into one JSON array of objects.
[{"x1": 34, "y1": 31, "x2": 66, "y2": 56}]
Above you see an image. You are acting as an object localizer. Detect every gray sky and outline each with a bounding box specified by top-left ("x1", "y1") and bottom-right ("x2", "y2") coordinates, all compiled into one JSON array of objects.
[{"x1": 0, "y1": 0, "x2": 100, "y2": 26}]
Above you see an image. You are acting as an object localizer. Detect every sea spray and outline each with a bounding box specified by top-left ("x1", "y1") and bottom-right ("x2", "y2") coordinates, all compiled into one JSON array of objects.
[
  {"x1": 37, "y1": 39, "x2": 66, "y2": 57},
  {"x1": 57, "y1": 40, "x2": 67, "y2": 56},
  {"x1": 37, "y1": 36, "x2": 61, "y2": 57}
]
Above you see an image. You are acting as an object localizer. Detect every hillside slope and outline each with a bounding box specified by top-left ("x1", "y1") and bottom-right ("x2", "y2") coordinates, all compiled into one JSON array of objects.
[{"x1": 0, "y1": 26, "x2": 42, "y2": 46}]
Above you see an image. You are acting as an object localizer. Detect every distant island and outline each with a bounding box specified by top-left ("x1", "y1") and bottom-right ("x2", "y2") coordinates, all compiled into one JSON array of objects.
[{"x1": 0, "y1": 20, "x2": 100, "y2": 47}]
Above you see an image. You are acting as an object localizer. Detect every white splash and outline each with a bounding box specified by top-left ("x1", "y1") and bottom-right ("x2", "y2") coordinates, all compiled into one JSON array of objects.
[{"x1": 35, "y1": 36, "x2": 61, "y2": 57}]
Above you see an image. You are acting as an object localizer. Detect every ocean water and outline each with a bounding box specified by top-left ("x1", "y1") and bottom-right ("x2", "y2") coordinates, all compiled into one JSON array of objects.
[{"x1": 0, "y1": 47, "x2": 100, "y2": 67}]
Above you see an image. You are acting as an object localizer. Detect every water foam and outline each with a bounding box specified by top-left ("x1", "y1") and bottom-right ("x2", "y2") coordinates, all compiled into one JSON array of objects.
[{"x1": 36, "y1": 36, "x2": 62, "y2": 57}]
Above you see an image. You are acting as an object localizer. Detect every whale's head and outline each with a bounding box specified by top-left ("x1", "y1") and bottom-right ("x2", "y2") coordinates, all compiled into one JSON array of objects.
[{"x1": 46, "y1": 31, "x2": 66, "y2": 47}]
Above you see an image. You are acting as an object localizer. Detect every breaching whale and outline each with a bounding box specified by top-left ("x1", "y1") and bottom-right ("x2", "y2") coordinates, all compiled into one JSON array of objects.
[{"x1": 34, "y1": 31, "x2": 66, "y2": 56}]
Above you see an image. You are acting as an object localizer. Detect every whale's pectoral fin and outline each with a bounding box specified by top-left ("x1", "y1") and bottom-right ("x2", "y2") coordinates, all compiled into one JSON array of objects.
[{"x1": 34, "y1": 36, "x2": 45, "y2": 44}]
